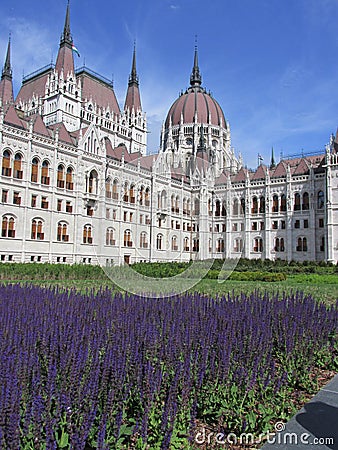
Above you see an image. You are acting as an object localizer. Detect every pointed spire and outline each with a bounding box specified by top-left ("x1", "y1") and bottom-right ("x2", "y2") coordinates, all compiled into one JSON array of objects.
[
  {"x1": 270, "y1": 147, "x2": 276, "y2": 169},
  {"x1": 124, "y1": 44, "x2": 142, "y2": 112},
  {"x1": 2, "y1": 35, "x2": 12, "y2": 80},
  {"x1": 128, "y1": 43, "x2": 139, "y2": 87},
  {"x1": 60, "y1": 0, "x2": 73, "y2": 45},
  {"x1": 0, "y1": 36, "x2": 14, "y2": 105},
  {"x1": 190, "y1": 39, "x2": 202, "y2": 87},
  {"x1": 55, "y1": 1, "x2": 74, "y2": 75}
]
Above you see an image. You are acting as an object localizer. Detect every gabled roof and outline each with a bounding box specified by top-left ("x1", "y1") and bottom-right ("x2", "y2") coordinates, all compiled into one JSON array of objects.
[
  {"x1": 105, "y1": 138, "x2": 140, "y2": 163},
  {"x1": 271, "y1": 160, "x2": 288, "y2": 178},
  {"x1": 31, "y1": 114, "x2": 51, "y2": 137},
  {"x1": 16, "y1": 70, "x2": 50, "y2": 106},
  {"x1": 252, "y1": 164, "x2": 267, "y2": 180},
  {"x1": 3, "y1": 104, "x2": 26, "y2": 129},
  {"x1": 215, "y1": 170, "x2": 229, "y2": 185},
  {"x1": 232, "y1": 167, "x2": 248, "y2": 182},
  {"x1": 77, "y1": 70, "x2": 120, "y2": 115},
  {"x1": 48, "y1": 122, "x2": 75, "y2": 145}
]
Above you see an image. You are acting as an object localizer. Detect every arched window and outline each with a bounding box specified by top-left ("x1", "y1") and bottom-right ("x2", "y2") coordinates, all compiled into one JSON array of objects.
[
  {"x1": 234, "y1": 238, "x2": 243, "y2": 252},
  {"x1": 124, "y1": 229, "x2": 132, "y2": 247},
  {"x1": 130, "y1": 184, "x2": 135, "y2": 203},
  {"x1": 2, "y1": 150, "x2": 11, "y2": 177},
  {"x1": 31, "y1": 158, "x2": 39, "y2": 183},
  {"x1": 317, "y1": 191, "x2": 324, "y2": 209},
  {"x1": 41, "y1": 160, "x2": 50, "y2": 185},
  {"x1": 274, "y1": 238, "x2": 280, "y2": 252},
  {"x1": 112, "y1": 179, "x2": 119, "y2": 200},
  {"x1": 183, "y1": 236, "x2": 189, "y2": 251},
  {"x1": 161, "y1": 190, "x2": 167, "y2": 209},
  {"x1": 66, "y1": 167, "x2": 74, "y2": 190},
  {"x1": 105, "y1": 178, "x2": 112, "y2": 199},
  {"x1": 193, "y1": 238, "x2": 200, "y2": 252},
  {"x1": 57, "y1": 165, "x2": 65, "y2": 188},
  {"x1": 57, "y1": 222, "x2": 69, "y2": 242},
  {"x1": 106, "y1": 228, "x2": 115, "y2": 246},
  {"x1": 13, "y1": 153, "x2": 23, "y2": 179},
  {"x1": 140, "y1": 231, "x2": 148, "y2": 248},
  {"x1": 215, "y1": 200, "x2": 221, "y2": 217},
  {"x1": 139, "y1": 186, "x2": 144, "y2": 205},
  {"x1": 31, "y1": 219, "x2": 44, "y2": 240},
  {"x1": 296, "y1": 237, "x2": 307, "y2": 252},
  {"x1": 233, "y1": 198, "x2": 239, "y2": 216},
  {"x1": 253, "y1": 237, "x2": 263, "y2": 252},
  {"x1": 294, "y1": 193, "x2": 301, "y2": 211},
  {"x1": 172, "y1": 235, "x2": 178, "y2": 251},
  {"x1": 272, "y1": 194, "x2": 279, "y2": 213},
  {"x1": 221, "y1": 201, "x2": 226, "y2": 217},
  {"x1": 252, "y1": 196, "x2": 258, "y2": 214},
  {"x1": 194, "y1": 197, "x2": 200, "y2": 215},
  {"x1": 2, "y1": 216, "x2": 15, "y2": 238},
  {"x1": 123, "y1": 182, "x2": 129, "y2": 202},
  {"x1": 280, "y1": 194, "x2": 287, "y2": 212},
  {"x1": 171, "y1": 195, "x2": 176, "y2": 212},
  {"x1": 280, "y1": 238, "x2": 285, "y2": 252},
  {"x1": 186, "y1": 199, "x2": 191, "y2": 215},
  {"x1": 240, "y1": 198, "x2": 245, "y2": 215},
  {"x1": 259, "y1": 196, "x2": 265, "y2": 213},
  {"x1": 83, "y1": 225, "x2": 92, "y2": 244},
  {"x1": 145, "y1": 187, "x2": 150, "y2": 207},
  {"x1": 216, "y1": 239, "x2": 224, "y2": 253},
  {"x1": 302, "y1": 192, "x2": 309, "y2": 210},
  {"x1": 175, "y1": 195, "x2": 180, "y2": 213},
  {"x1": 156, "y1": 234, "x2": 163, "y2": 250},
  {"x1": 88, "y1": 170, "x2": 98, "y2": 194}
]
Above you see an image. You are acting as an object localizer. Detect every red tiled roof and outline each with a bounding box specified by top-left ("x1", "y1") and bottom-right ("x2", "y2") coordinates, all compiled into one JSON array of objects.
[
  {"x1": 252, "y1": 164, "x2": 267, "y2": 180},
  {"x1": 31, "y1": 114, "x2": 51, "y2": 137},
  {"x1": 215, "y1": 170, "x2": 229, "y2": 185},
  {"x1": 78, "y1": 71, "x2": 120, "y2": 115},
  {"x1": 124, "y1": 84, "x2": 142, "y2": 112},
  {"x1": 48, "y1": 122, "x2": 74, "y2": 145},
  {"x1": 15, "y1": 71, "x2": 50, "y2": 106},
  {"x1": 271, "y1": 160, "x2": 288, "y2": 178},
  {"x1": 55, "y1": 44, "x2": 74, "y2": 77},
  {"x1": 292, "y1": 158, "x2": 310, "y2": 175},
  {"x1": 0, "y1": 77, "x2": 14, "y2": 105},
  {"x1": 3, "y1": 104, "x2": 26, "y2": 129},
  {"x1": 232, "y1": 167, "x2": 248, "y2": 182},
  {"x1": 165, "y1": 87, "x2": 226, "y2": 128}
]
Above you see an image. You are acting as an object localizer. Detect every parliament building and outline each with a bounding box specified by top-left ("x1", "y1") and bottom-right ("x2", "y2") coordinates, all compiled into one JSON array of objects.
[{"x1": 0, "y1": 3, "x2": 337, "y2": 266}]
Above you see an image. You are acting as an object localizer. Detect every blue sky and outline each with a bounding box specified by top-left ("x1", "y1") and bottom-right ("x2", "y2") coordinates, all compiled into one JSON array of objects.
[{"x1": 1, "y1": 0, "x2": 338, "y2": 168}]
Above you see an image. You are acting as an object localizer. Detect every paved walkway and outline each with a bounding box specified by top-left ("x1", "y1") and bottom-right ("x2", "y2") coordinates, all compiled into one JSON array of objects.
[{"x1": 261, "y1": 374, "x2": 338, "y2": 449}]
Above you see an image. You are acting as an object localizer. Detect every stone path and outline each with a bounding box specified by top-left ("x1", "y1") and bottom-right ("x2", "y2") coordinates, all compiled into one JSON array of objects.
[{"x1": 261, "y1": 374, "x2": 338, "y2": 449}]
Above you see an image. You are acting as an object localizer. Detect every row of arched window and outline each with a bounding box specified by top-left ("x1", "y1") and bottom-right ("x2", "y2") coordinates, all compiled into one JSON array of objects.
[{"x1": 2, "y1": 150, "x2": 74, "y2": 189}]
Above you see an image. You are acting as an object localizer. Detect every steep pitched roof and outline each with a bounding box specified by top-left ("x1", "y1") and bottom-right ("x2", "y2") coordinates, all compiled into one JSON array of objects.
[
  {"x1": 3, "y1": 104, "x2": 26, "y2": 129},
  {"x1": 292, "y1": 158, "x2": 311, "y2": 175},
  {"x1": 252, "y1": 164, "x2": 267, "y2": 180},
  {"x1": 215, "y1": 170, "x2": 229, "y2": 185},
  {"x1": 232, "y1": 167, "x2": 248, "y2": 182},
  {"x1": 77, "y1": 70, "x2": 120, "y2": 115},
  {"x1": 32, "y1": 114, "x2": 51, "y2": 137},
  {"x1": 48, "y1": 122, "x2": 74, "y2": 145},
  {"x1": 271, "y1": 160, "x2": 288, "y2": 178}
]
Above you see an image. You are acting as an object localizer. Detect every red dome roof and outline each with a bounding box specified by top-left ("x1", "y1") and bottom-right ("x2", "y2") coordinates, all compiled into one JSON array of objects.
[{"x1": 165, "y1": 86, "x2": 226, "y2": 128}]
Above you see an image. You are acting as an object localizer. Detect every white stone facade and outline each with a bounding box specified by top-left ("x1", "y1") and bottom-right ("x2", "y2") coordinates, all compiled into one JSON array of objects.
[{"x1": 0, "y1": 5, "x2": 337, "y2": 266}]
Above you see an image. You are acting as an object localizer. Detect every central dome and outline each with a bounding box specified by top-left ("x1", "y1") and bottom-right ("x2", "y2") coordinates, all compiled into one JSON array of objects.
[
  {"x1": 165, "y1": 86, "x2": 226, "y2": 128},
  {"x1": 165, "y1": 47, "x2": 226, "y2": 128}
]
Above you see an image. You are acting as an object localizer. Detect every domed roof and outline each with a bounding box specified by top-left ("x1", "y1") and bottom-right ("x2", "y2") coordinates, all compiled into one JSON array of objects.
[{"x1": 165, "y1": 48, "x2": 226, "y2": 128}]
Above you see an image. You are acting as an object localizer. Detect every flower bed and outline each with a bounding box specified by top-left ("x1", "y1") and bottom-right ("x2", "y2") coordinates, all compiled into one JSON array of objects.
[{"x1": 0, "y1": 284, "x2": 337, "y2": 449}]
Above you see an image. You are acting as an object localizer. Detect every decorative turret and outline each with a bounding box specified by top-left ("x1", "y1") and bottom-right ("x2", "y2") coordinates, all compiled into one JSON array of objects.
[
  {"x1": 124, "y1": 45, "x2": 142, "y2": 112},
  {"x1": 55, "y1": 1, "x2": 75, "y2": 76},
  {"x1": 0, "y1": 36, "x2": 14, "y2": 105}
]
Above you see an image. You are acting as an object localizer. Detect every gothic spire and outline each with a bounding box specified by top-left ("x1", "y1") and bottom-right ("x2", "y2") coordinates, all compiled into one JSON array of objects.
[
  {"x1": 0, "y1": 36, "x2": 14, "y2": 105},
  {"x1": 124, "y1": 44, "x2": 142, "y2": 112},
  {"x1": 128, "y1": 43, "x2": 139, "y2": 87},
  {"x1": 270, "y1": 147, "x2": 276, "y2": 169},
  {"x1": 2, "y1": 36, "x2": 12, "y2": 80},
  {"x1": 60, "y1": 0, "x2": 73, "y2": 45},
  {"x1": 190, "y1": 43, "x2": 202, "y2": 87},
  {"x1": 55, "y1": 1, "x2": 75, "y2": 75}
]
